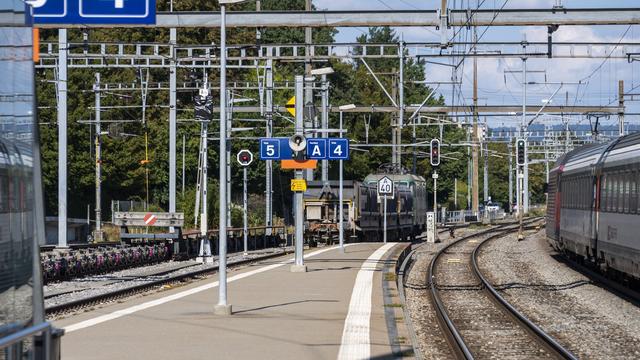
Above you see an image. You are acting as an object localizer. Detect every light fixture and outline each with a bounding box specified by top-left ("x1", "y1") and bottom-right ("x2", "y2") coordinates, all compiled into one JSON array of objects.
[
  {"x1": 339, "y1": 104, "x2": 357, "y2": 111},
  {"x1": 311, "y1": 67, "x2": 335, "y2": 76}
]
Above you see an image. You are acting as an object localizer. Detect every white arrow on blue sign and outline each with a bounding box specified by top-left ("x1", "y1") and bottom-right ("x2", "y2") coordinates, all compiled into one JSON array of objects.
[
  {"x1": 328, "y1": 139, "x2": 349, "y2": 160},
  {"x1": 306, "y1": 139, "x2": 327, "y2": 160}
]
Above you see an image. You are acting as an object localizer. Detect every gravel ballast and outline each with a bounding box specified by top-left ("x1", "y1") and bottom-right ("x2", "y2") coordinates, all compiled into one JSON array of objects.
[
  {"x1": 404, "y1": 226, "x2": 479, "y2": 359},
  {"x1": 478, "y1": 228, "x2": 640, "y2": 359}
]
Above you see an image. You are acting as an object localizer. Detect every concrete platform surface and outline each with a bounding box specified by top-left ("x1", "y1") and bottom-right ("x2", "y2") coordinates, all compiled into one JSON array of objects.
[{"x1": 55, "y1": 243, "x2": 408, "y2": 360}]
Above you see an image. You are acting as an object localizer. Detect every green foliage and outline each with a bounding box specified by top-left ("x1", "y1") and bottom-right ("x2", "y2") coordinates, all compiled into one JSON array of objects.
[{"x1": 37, "y1": 7, "x2": 535, "y2": 228}]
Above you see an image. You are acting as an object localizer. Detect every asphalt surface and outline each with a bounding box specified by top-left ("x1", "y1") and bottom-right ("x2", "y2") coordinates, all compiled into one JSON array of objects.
[{"x1": 55, "y1": 243, "x2": 407, "y2": 360}]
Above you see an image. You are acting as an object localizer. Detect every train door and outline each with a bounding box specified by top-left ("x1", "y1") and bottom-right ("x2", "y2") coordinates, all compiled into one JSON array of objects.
[{"x1": 554, "y1": 170, "x2": 562, "y2": 241}]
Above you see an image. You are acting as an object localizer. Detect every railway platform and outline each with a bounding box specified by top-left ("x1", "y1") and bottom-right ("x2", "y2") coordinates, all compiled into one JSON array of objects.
[{"x1": 53, "y1": 242, "x2": 413, "y2": 360}]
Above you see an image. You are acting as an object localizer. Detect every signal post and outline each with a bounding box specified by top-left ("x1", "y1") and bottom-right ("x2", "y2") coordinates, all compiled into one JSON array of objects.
[
  {"x1": 237, "y1": 150, "x2": 254, "y2": 256},
  {"x1": 430, "y1": 139, "x2": 440, "y2": 242},
  {"x1": 516, "y1": 138, "x2": 526, "y2": 240},
  {"x1": 291, "y1": 75, "x2": 307, "y2": 272}
]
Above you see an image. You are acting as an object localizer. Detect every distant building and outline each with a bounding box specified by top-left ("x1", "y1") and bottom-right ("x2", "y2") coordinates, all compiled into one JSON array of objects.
[{"x1": 45, "y1": 217, "x2": 91, "y2": 245}]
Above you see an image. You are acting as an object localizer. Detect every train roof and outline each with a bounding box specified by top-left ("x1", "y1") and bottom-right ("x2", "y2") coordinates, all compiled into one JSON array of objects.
[{"x1": 555, "y1": 132, "x2": 640, "y2": 175}]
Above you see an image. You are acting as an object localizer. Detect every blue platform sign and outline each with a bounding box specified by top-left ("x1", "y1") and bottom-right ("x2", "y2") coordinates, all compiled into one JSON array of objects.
[
  {"x1": 260, "y1": 139, "x2": 281, "y2": 160},
  {"x1": 30, "y1": 0, "x2": 156, "y2": 25},
  {"x1": 328, "y1": 139, "x2": 349, "y2": 160},
  {"x1": 259, "y1": 137, "x2": 348, "y2": 160},
  {"x1": 306, "y1": 139, "x2": 327, "y2": 160}
]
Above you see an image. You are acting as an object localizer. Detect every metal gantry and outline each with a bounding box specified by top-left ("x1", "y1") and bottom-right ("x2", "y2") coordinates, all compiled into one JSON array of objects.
[
  {"x1": 43, "y1": 5, "x2": 639, "y2": 263},
  {"x1": 32, "y1": 8, "x2": 640, "y2": 29}
]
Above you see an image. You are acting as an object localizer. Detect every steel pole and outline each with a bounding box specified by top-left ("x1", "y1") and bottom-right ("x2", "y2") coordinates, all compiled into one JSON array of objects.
[
  {"x1": 304, "y1": 0, "x2": 314, "y2": 182},
  {"x1": 454, "y1": 177, "x2": 457, "y2": 210},
  {"x1": 509, "y1": 143, "x2": 513, "y2": 215},
  {"x1": 265, "y1": 59, "x2": 273, "y2": 235},
  {"x1": 243, "y1": 167, "x2": 248, "y2": 256},
  {"x1": 58, "y1": 29, "x2": 68, "y2": 248},
  {"x1": 182, "y1": 134, "x2": 185, "y2": 196},
  {"x1": 226, "y1": 90, "x2": 232, "y2": 228},
  {"x1": 522, "y1": 49, "x2": 530, "y2": 214},
  {"x1": 471, "y1": 28, "x2": 480, "y2": 216},
  {"x1": 383, "y1": 195, "x2": 387, "y2": 244},
  {"x1": 433, "y1": 171, "x2": 438, "y2": 234},
  {"x1": 200, "y1": 124, "x2": 208, "y2": 237},
  {"x1": 396, "y1": 39, "x2": 405, "y2": 167},
  {"x1": 215, "y1": 4, "x2": 232, "y2": 315},
  {"x1": 518, "y1": 168, "x2": 524, "y2": 240},
  {"x1": 94, "y1": 73, "x2": 102, "y2": 241},
  {"x1": 169, "y1": 28, "x2": 177, "y2": 224},
  {"x1": 339, "y1": 111, "x2": 344, "y2": 252},
  {"x1": 619, "y1": 80, "x2": 625, "y2": 136},
  {"x1": 322, "y1": 75, "x2": 329, "y2": 185},
  {"x1": 292, "y1": 75, "x2": 306, "y2": 272},
  {"x1": 483, "y1": 142, "x2": 489, "y2": 205}
]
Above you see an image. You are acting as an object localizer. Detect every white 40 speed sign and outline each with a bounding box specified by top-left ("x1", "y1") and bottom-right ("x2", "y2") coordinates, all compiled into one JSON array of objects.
[{"x1": 377, "y1": 176, "x2": 393, "y2": 196}]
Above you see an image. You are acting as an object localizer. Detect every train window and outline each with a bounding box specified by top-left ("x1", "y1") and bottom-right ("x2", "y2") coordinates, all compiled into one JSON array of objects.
[
  {"x1": 616, "y1": 174, "x2": 621, "y2": 213},
  {"x1": 624, "y1": 173, "x2": 630, "y2": 213},
  {"x1": 618, "y1": 174, "x2": 624, "y2": 213},
  {"x1": 637, "y1": 170, "x2": 640, "y2": 214},
  {"x1": 610, "y1": 175, "x2": 617, "y2": 213},
  {"x1": 579, "y1": 178, "x2": 584, "y2": 210},
  {"x1": 585, "y1": 178, "x2": 590, "y2": 210},
  {"x1": 608, "y1": 174, "x2": 614, "y2": 212},
  {"x1": 583, "y1": 178, "x2": 586, "y2": 210},
  {"x1": 631, "y1": 171, "x2": 638, "y2": 214}
]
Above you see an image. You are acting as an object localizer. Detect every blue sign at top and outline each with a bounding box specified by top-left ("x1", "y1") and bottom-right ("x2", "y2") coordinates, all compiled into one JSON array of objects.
[
  {"x1": 259, "y1": 137, "x2": 349, "y2": 161},
  {"x1": 30, "y1": 0, "x2": 156, "y2": 25}
]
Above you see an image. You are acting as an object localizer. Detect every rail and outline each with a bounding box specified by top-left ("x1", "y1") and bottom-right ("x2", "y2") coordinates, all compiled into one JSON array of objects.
[
  {"x1": 472, "y1": 233, "x2": 578, "y2": 360},
  {"x1": 427, "y1": 225, "x2": 511, "y2": 359},
  {"x1": 427, "y1": 219, "x2": 539, "y2": 359},
  {"x1": 428, "y1": 218, "x2": 576, "y2": 359}
]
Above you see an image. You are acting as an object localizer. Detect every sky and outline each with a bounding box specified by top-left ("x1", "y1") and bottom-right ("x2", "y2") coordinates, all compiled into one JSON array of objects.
[{"x1": 311, "y1": 0, "x2": 640, "y2": 128}]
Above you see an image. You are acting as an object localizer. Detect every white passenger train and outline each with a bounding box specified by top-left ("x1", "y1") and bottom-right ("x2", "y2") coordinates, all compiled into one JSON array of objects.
[{"x1": 547, "y1": 132, "x2": 640, "y2": 281}]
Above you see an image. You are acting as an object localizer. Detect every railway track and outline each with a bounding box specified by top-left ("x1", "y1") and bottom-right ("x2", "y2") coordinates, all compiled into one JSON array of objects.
[
  {"x1": 426, "y1": 219, "x2": 577, "y2": 359},
  {"x1": 45, "y1": 249, "x2": 292, "y2": 316}
]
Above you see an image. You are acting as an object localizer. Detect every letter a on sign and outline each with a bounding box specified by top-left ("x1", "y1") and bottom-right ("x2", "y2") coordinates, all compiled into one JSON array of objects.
[{"x1": 306, "y1": 139, "x2": 327, "y2": 160}]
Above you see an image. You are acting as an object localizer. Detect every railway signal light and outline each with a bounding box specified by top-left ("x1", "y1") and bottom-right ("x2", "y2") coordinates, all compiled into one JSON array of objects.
[
  {"x1": 516, "y1": 138, "x2": 526, "y2": 166},
  {"x1": 430, "y1": 139, "x2": 441, "y2": 167},
  {"x1": 236, "y1": 149, "x2": 253, "y2": 167}
]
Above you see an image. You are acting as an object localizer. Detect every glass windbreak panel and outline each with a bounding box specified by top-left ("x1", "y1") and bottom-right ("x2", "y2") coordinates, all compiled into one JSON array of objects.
[{"x1": 0, "y1": 25, "x2": 36, "y2": 339}]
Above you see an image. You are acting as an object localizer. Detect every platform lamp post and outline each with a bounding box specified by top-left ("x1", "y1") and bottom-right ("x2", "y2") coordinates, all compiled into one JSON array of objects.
[
  {"x1": 216, "y1": 0, "x2": 254, "y2": 316},
  {"x1": 338, "y1": 104, "x2": 356, "y2": 253}
]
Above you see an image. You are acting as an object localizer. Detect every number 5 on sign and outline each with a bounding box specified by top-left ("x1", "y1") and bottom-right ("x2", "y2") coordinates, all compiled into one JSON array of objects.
[
  {"x1": 260, "y1": 139, "x2": 281, "y2": 160},
  {"x1": 328, "y1": 139, "x2": 349, "y2": 160}
]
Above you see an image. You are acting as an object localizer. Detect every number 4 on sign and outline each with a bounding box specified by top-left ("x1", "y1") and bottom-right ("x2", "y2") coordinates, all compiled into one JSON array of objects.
[{"x1": 328, "y1": 139, "x2": 349, "y2": 160}]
